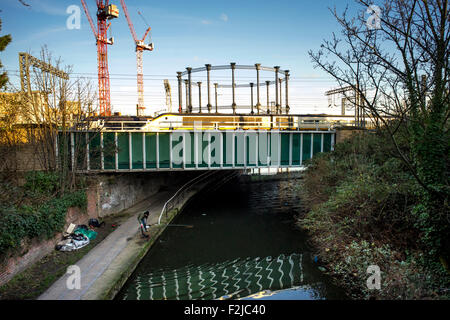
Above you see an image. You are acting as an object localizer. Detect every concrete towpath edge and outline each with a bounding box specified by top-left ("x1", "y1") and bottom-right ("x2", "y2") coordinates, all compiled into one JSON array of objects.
[{"x1": 84, "y1": 192, "x2": 197, "y2": 300}]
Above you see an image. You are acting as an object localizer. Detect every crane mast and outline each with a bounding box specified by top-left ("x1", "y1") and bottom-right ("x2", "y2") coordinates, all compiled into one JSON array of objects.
[
  {"x1": 80, "y1": 0, "x2": 119, "y2": 116},
  {"x1": 164, "y1": 79, "x2": 172, "y2": 113},
  {"x1": 120, "y1": 0, "x2": 153, "y2": 116}
]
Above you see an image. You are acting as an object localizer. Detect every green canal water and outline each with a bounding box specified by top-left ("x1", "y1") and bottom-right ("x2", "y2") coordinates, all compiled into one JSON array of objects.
[{"x1": 116, "y1": 177, "x2": 346, "y2": 300}]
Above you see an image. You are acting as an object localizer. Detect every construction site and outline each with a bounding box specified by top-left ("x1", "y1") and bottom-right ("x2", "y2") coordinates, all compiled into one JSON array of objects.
[{"x1": 1, "y1": 0, "x2": 373, "y2": 130}]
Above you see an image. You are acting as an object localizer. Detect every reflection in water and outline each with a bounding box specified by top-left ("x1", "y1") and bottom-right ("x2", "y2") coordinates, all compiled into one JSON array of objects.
[
  {"x1": 117, "y1": 178, "x2": 346, "y2": 300},
  {"x1": 121, "y1": 253, "x2": 325, "y2": 300}
]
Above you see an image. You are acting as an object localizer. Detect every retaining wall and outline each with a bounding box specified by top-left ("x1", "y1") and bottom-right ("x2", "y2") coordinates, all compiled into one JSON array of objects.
[{"x1": 0, "y1": 171, "x2": 198, "y2": 287}]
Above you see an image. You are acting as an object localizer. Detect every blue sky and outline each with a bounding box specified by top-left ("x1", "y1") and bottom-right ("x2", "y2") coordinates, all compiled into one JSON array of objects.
[{"x1": 0, "y1": 0, "x2": 363, "y2": 115}]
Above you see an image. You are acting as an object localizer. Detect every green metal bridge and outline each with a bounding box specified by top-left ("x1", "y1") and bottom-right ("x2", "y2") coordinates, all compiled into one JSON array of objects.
[{"x1": 60, "y1": 114, "x2": 340, "y2": 173}]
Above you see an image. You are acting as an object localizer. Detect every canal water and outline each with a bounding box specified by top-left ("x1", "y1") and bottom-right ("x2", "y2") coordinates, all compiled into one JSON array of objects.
[{"x1": 116, "y1": 177, "x2": 346, "y2": 300}]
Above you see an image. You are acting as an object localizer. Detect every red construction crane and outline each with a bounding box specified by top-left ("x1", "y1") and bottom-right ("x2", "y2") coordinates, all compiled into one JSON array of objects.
[
  {"x1": 120, "y1": 0, "x2": 153, "y2": 116},
  {"x1": 80, "y1": 0, "x2": 119, "y2": 116}
]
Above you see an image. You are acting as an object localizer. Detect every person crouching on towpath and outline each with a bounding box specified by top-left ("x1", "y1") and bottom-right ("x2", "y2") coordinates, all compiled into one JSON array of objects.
[{"x1": 138, "y1": 211, "x2": 150, "y2": 238}]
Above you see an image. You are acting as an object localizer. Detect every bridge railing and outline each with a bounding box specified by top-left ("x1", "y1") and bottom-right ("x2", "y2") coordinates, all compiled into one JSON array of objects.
[
  {"x1": 71, "y1": 114, "x2": 381, "y2": 132},
  {"x1": 157, "y1": 171, "x2": 219, "y2": 225},
  {"x1": 158, "y1": 170, "x2": 242, "y2": 225},
  {"x1": 84, "y1": 119, "x2": 347, "y2": 132},
  {"x1": 154, "y1": 120, "x2": 336, "y2": 131}
]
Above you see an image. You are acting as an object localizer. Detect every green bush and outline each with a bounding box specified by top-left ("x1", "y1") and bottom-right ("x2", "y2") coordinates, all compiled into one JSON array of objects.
[
  {"x1": 297, "y1": 130, "x2": 450, "y2": 299},
  {"x1": 24, "y1": 171, "x2": 60, "y2": 196},
  {"x1": 0, "y1": 172, "x2": 87, "y2": 256}
]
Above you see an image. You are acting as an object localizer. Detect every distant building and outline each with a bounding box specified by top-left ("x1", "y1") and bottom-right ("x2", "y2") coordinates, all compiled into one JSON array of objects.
[{"x1": 0, "y1": 91, "x2": 89, "y2": 126}]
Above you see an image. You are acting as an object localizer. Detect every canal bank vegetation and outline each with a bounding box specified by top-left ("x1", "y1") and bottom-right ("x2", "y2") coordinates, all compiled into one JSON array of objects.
[
  {"x1": 0, "y1": 171, "x2": 87, "y2": 257},
  {"x1": 302, "y1": 0, "x2": 449, "y2": 299},
  {"x1": 298, "y1": 129, "x2": 449, "y2": 299}
]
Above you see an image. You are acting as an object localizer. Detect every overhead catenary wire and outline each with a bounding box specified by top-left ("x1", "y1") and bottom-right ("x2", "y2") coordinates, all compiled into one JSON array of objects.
[
  {"x1": 5, "y1": 70, "x2": 335, "y2": 81},
  {"x1": 4, "y1": 65, "x2": 339, "y2": 114}
]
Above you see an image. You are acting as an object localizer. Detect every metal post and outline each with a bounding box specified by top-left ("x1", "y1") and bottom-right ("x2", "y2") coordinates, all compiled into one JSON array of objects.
[
  {"x1": 129, "y1": 132, "x2": 132, "y2": 170},
  {"x1": 206, "y1": 64, "x2": 212, "y2": 113},
  {"x1": 214, "y1": 83, "x2": 218, "y2": 113},
  {"x1": 231, "y1": 62, "x2": 236, "y2": 114},
  {"x1": 289, "y1": 133, "x2": 293, "y2": 166},
  {"x1": 169, "y1": 133, "x2": 173, "y2": 169},
  {"x1": 197, "y1": 82, "x2": 202, "y2": 113},
  {"x1": 331, "y1": 132, "x2": 335, "y2": 151},
  {"x1": 142, "y1": 132, "x2": 146, "y2": 170},
  {"x1": 208, "y1": 132, "x2": 211, "y2": 168},
  {"x1": 274, "y1": 66, "x2": 280, "y2": 114},
  {"x1": 114, "y1": 132, "x2": 118, "y2": 171},
  {"x1": 255, "y1": 63, "x2": 261, "y2": 114},
  {"x1": 266, "y1": 81, "x2": 270, "y2": 114},
  {"x1": 187, "y1": 67, "x2": 192, "y2": 113},
  {"x1": 100, "y1": 132, "x2": 104, "y2": 170},
  {"x1": 177, "y1": 72, "x2": 183, "y2": 113},
  {"x1": 285, "y1": 70, "x2": 290, "y2": 114},
  {"x1": 300, "y1": 133, "x2": 303, "y2": 165},
  {"x1": 184, "y1": 79, "x2": 189, "y2": 113},
  {"x1": 250, "y1": 83, "x2": 254, "y2": 115},
  {"x1": 279, "y1": 78, "x2": 283, "y2": 114},
  {"x1": 182, "y1": 132, "x2": 186, "y2": 169},
  {"x1": 321, "y1": 133, "x2": 324, "y2": 153}
]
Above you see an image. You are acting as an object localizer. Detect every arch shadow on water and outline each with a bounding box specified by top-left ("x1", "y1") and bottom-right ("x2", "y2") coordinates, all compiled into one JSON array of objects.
[
  {"x1": 116, "y1": 177, "x2": 346, "y2": 300},
  {"x1": 120, "y1": 253, "x2": 329, "y2": 300}
]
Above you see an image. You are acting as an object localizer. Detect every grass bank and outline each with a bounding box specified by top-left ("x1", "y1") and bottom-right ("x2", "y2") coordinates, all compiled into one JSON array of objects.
[{"x1": 296, "y1": 130, "x2": 449, "y2": 299}]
